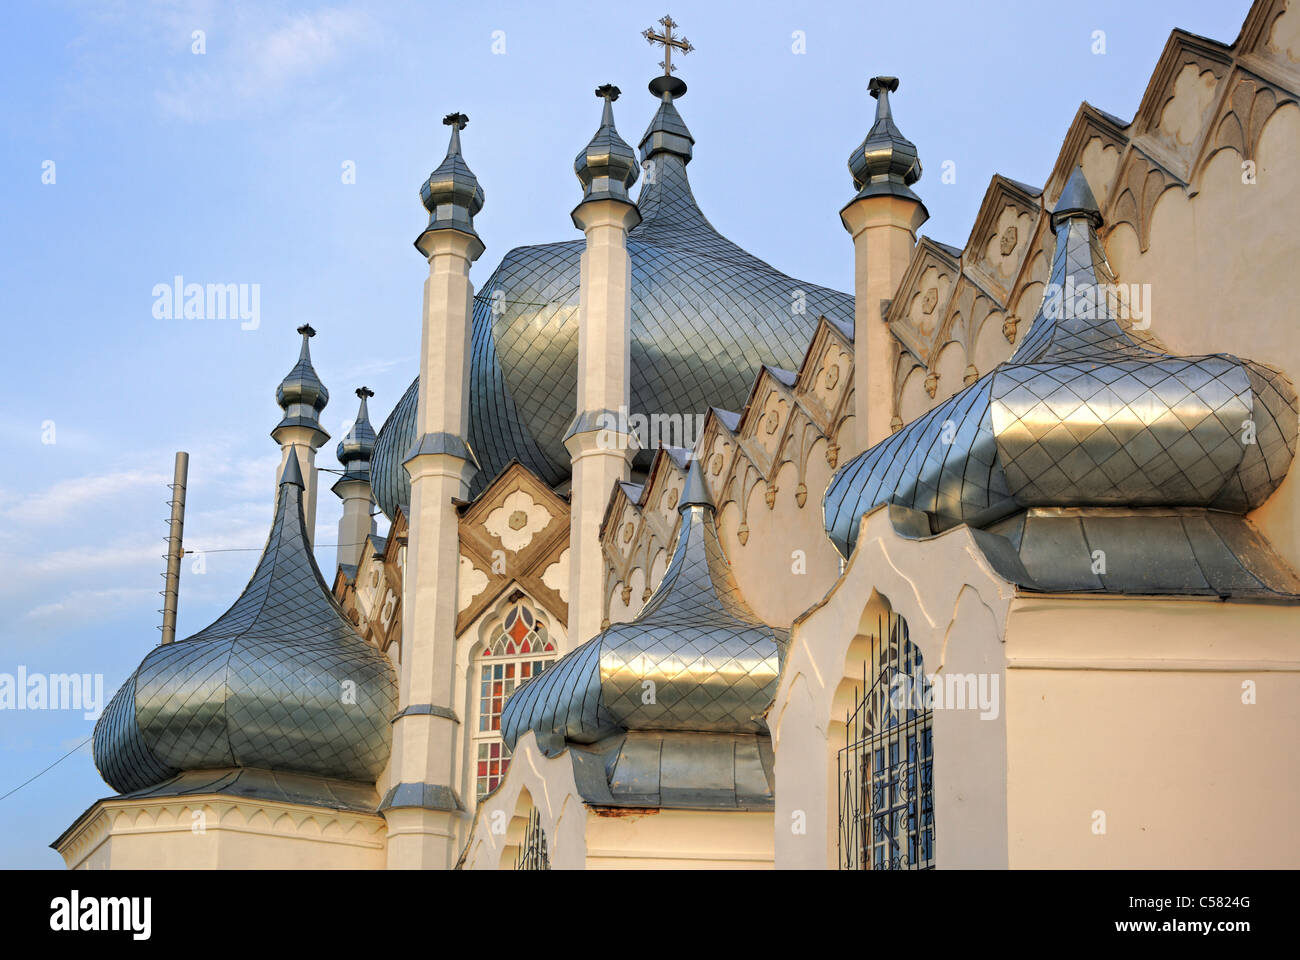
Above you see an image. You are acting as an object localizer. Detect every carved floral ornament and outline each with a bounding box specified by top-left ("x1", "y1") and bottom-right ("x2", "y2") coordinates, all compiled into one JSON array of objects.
[
  {"x1": 484, "y1": 489, "x2": 551, "y2": 552},
  {"x1": 1003, "y1": 314, "x2": 1019, "y2": 343},
  {"x1": 924, "y1": 369, "x2": 940, "y2": 398}
]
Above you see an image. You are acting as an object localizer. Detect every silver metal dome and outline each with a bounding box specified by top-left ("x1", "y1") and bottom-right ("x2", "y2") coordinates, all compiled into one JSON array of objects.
[
  {"x1": 416, "y1": 112, "x2": 484, "y2": 255},
  {"x1": 93, "y1": 452, "x2": 398, "y2": 794},
  {"x1": 336, "y1": 386, "x2": 376, "y2": 480},
  {"x1": 574, "y1": 84, "x2": 639, "y2": 206},
  {"x1": 372, "y1": 88, "x2": 854, "y2": 516},
  {"x1": 824, "y1": 167, "x2": 1298, "y2": 558},
  {"x1": 274, "y1": 324, "x2": 330, "y2": 445},
  {"x1": 847, "y1": 76, "x2": 923, "y2": 204},
  {"x1": 501, "y1": 459, "x2": 786, "y2": 756}
]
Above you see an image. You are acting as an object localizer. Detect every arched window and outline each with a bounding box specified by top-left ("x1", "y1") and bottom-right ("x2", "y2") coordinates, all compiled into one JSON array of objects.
[
  {"x1": 838, "y1": 612, "x2": 934, "y2": 870},
  {"x1": 473, "y1": 603, "x2": 557, "y2": 802}
]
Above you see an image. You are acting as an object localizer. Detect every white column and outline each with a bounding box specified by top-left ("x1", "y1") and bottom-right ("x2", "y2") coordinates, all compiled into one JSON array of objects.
[
  {"x1": 565, "y1": 199, "x2": 641, "y2": 647},
  {"x1": 274, "y1": 437, "x2": 321, "y2": 544},
  {"x1": 841, "y1": 196, "x2": 927, "y2": 451},
  {"x1": 333, "y1": 477, "x2": 374, "y2": 571},
  {"x1": 386, "y1": 225, "x2": 483, "y2": 870}
]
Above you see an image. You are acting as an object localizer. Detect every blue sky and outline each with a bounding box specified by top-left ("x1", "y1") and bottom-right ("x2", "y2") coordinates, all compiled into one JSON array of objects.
[{"x1": 0, "y1": 0, "x2": 1249, "y2": 867}]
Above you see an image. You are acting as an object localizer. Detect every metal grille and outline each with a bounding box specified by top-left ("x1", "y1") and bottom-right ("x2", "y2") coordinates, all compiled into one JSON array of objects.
[
  {"x1": 514, "y1": 807, "x2": 550, "y2": 870},
  {"x1": 838, "y1": 614, "x2": 934, "y2": 870}
]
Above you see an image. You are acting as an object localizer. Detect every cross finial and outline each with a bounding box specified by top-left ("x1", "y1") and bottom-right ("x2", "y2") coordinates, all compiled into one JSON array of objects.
[
  {"x1": 442, "y1": 112, "x2": 468, "y2": 130},
  {"x1": 642, "y1": 14, "x2": 693, "y2": 76}
]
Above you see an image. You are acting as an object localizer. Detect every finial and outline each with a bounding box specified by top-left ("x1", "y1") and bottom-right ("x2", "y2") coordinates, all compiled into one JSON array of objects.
[
  {"x1": 643, "y1": 15, "x2": 693, "y2": 76},
  {"x1": 846, "y1": 74, "x2": 923, "y2": 204},
  {"x1": 417, "y1": 110, "x2": 485, "y2": 255},
  {"x1": 338, "y1": 387, "x2": 377, "y2": 471},
  {"x1": 868, "y1": 76, "x2": 899, "y2": 100},
  {"x1": 643, "y1": 15, "x2": 692, "y2": 100},
  {"x1": 276, "y1": 324, "x2": 329, "y2": 427},
  {"x1": 574, "y1": 81, "x2": 639, "y2": 209},
  {"x1": 1051, "y1": 165, "x2": 1103, "y2": 232}
]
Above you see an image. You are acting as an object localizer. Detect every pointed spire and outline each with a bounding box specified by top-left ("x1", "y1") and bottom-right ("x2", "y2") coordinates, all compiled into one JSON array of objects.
[
  {"x1": 847, "y1": 76, "x2": 923, "y2": 203},
  {"x1": 337, "y1": 386, "x2": 377, "y2": 479},
  {"x1": 274, "y1": 324, "x2": 330, "y2": 444},
  {"x1": 416, "y1": 112, "x2": 486, "y2": 254},
  {"x1": 1011, "y1": 165, "x2": 1141, "y2": 363},
  {"x1": 678, "y1": 457, "x2": 711, "y2": 511},
  {"x1": 1051, "y1": 164, "x2": 1103, "y2": 231},
  {"x1": 575, "y1": 84, "x2": 639, "y2": 205},
  {"x1": 280, "y1": 445, "x2": 305, "y2": 487}
]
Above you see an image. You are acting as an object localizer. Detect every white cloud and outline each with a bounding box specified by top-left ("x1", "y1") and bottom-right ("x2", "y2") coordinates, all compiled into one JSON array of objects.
[{"x1": 1, "y1": 469, "x2": 168, "y2": 525}]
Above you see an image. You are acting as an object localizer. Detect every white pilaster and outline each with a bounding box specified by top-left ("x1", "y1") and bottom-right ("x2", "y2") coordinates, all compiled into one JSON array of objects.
[{"x1": 566, "y1": 199, "x2": 641, "y2": 647}]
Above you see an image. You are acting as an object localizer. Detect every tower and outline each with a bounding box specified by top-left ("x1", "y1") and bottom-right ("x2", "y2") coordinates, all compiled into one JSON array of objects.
[
  {"x1": 382, "y1": 112, "x2": 485, "y2": 869},
  {"x1": 333, "y1": 386, "x2": 378, "y2": 574},
  {"x1": 272, "y1": 323, "x2": 331, "y2": 545},
  {"x1": 565, "y1": 84, "x2": 641, "y2": 646},
  {"x1": 840, "y1": 77, "x2": 928, "y2": 451}
]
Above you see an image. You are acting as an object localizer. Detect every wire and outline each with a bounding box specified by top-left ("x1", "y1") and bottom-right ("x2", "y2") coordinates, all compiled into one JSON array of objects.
[{"x1": 0, "y1": 736, "x2": 93, "y2": 803}]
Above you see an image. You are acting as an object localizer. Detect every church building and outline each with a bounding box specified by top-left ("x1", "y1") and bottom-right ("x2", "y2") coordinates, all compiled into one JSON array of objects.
[{"x1": 55, "y1": 1, "x2": 1300, "y2": 869}]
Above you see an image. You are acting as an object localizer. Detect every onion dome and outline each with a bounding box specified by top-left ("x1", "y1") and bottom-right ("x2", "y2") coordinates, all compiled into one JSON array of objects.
[
  {"x1": 824, "y1": 166, "x2": 1297, "y2": 562},
  {"x1": 371, "y1": 80, "x2": 854, "y2": 517},
  {"x1": 501, "y1": 458, "x2": 787, "y2": 756},
  {"x1": 93, "y1": 451, "x2": 398, "y2": 794},
  {"x1": 416, "y1": 112, "x2": 485, "y2": 254},
  {"x1": 336, "y1": 386, "x2": 376, "y2": 481},
  {"x1": 574, "y1": 84, "x2": 639, "y2": 207},
  {"x1": 846, "y1": 76, "x2": 923, "y2": 204},
  {"x1": 274, "y1": 324, "x2": 330, "y2": 446}
]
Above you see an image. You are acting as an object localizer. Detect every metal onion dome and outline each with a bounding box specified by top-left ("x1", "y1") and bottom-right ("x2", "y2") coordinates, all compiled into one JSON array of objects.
[
  {"x1": 93, "y1": 452, "x2": 398, "y2": 794},
  {"x1": 824, "y1": 166, "x2": 1297, "y2": 563},
  {"x1": 371, "y1": 82, "x2": 854, "y2": 516},
  {"x1": 501, "y1": 459, "x2": 786, "y2": 756}
]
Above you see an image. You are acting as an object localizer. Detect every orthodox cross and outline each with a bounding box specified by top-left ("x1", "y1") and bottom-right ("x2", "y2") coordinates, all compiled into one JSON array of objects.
[{"x1": 642, "y1": 15, "x2": 693, "y2": 76}]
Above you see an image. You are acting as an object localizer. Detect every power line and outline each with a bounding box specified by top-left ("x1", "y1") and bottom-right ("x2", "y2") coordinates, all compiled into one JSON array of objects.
[{"x1": 0, "y1": 736, "x2": 92, "y2": 803}]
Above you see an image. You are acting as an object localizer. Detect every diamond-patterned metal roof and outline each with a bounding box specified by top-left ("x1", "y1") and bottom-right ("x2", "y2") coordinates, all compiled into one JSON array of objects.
[
  {"x1": 372, "y1": 93, "x2": 854, "y2": 515},
  {"x1": 93, "y1": 455, "x2": 397, "y2": 794},
  {"x1": 501, "y1": 460, "x2": 787, "y2": 756},
  {"x1": 824, "y1": 167, "x2": 1297, "y2": 557}
]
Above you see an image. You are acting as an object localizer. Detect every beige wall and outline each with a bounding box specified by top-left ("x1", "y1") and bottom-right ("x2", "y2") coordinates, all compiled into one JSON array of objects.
[
  {"x1": 1107, "y1": 104, "x2": 1300, "y2": 569},
  {"x1": 57, "y1": 798, "x2": 387, "y2": 870},
  {"x1": 1005, "y1": 596, "x2": 1300, "y2": 868},
  {"x1": 461, "y1": 731, "x2": 775, "y2": 869}
]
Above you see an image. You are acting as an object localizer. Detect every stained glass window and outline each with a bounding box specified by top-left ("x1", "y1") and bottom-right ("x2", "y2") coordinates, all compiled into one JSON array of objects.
[{"x1": 473, "y1": 604, "x2": 557, "y2": 801}]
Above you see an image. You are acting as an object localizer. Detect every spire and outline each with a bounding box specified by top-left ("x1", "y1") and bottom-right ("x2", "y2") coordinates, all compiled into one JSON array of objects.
[
  {"x1": 337, "y1": 386, "x2": 377, "y2": 480},
  {"x1": 93, "y1": 422, "x2": 397, "y2": 796},
  {"x1": 280, "y1": 445, "x2": 305, "y2": 486},
  {"x1": 638, "y1": 15, "x2": 695, "y2": 163},
  {"x1": 678, "y1": 456, "x2": 711, "y2": 511},
  {"x1": 575, "y1": 84, "x2": 639, "y2": 206},
  {"x1": 274, "y1": 324, "x2": 329, "y2": 445},
  {"x1": 416, "y1": 112, "x2": 486, "y2": 255},
  {"x1": 847, "y1": 76, "x2": 923, "y2": 203},
  {"x1": 1051, "y1": 163, "x2": 1103, "y2": 230},
  {"x1": 1011, "y1": 165, "x2": 1139, "y2": 363}
]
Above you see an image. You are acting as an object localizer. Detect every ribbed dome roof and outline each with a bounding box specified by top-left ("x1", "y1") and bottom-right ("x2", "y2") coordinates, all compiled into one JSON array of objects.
[
  {"x1": 371, "y1": 90, "x2": 854, "y2": 517},
  {"x1": 824, "y1": 167, "x2": 1298, "y2": 558},
  {"x1": 94, "y1": 453, "x2": 397, "y2": 794},
  {"x1": 502, "y1": 459, "x2": 786, "y2": 756}
]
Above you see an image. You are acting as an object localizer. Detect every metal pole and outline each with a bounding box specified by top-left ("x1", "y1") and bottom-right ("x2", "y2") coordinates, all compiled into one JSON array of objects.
[{"x1": 160, "y1": 451, "x2": 189, "y2": 644}]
